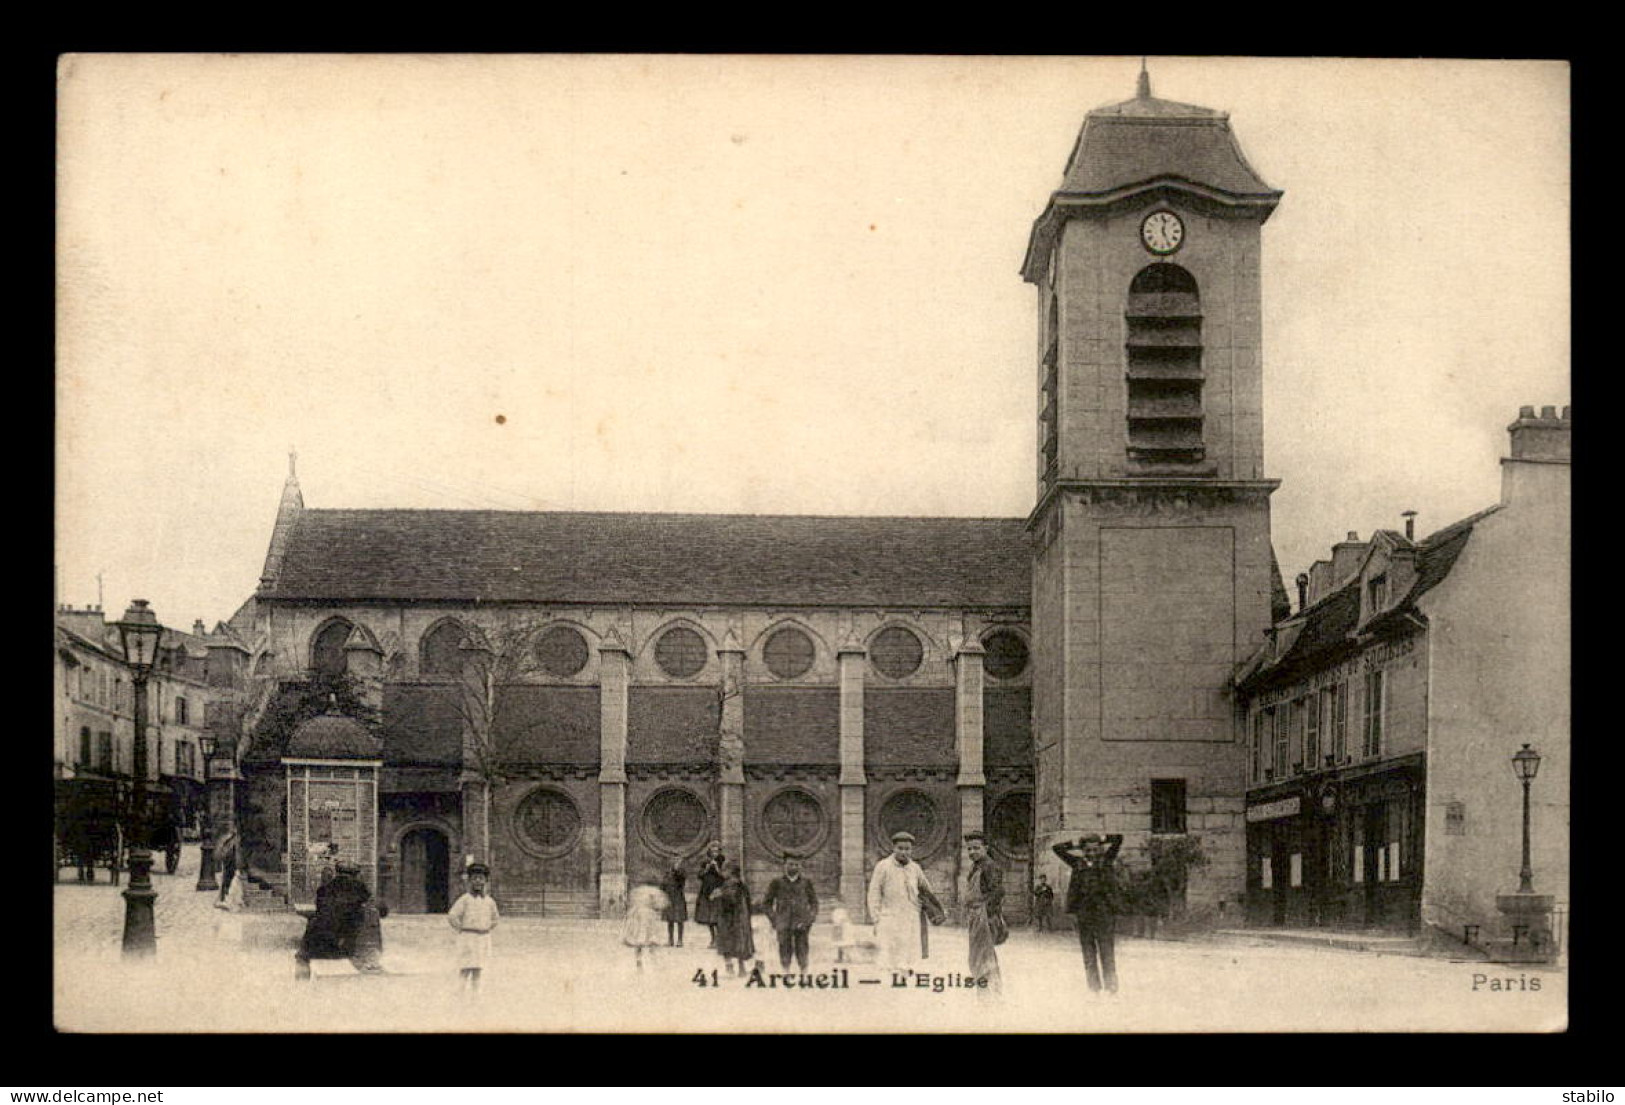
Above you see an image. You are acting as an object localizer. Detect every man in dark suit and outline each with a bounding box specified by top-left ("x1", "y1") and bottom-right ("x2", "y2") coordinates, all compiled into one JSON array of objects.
[
  {"x1": 760, "y1": 854, "x2": 819, "y2": 972},
  {"x1": 1052, "y1": 833, "x2": 1123, "y2": 993}
]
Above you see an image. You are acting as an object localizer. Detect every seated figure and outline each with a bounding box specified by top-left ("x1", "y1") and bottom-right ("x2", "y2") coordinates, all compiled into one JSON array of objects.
[{"x1": 294, "y1": 861, "x2": 377, "y2": 979}]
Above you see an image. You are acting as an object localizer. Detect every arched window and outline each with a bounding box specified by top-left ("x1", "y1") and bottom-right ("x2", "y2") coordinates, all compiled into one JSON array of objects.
[
  {"x1": 311, "y1": 619, "x2": 353, "y2": 678},
  {"x1": 419, "y1": 620, "x2": 470, "y2": 678},
  {"x1": 1125, "y1": 262, "x2": 1204, "y2": 463},
  {"x1": 1041, "y1": 290, "x2": 1060, "y2": 488}
]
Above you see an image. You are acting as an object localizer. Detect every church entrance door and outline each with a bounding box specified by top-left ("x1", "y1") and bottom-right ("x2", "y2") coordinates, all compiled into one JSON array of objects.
[{"x1": 400, "y1": 826, "x2": 451, "y2": 913}]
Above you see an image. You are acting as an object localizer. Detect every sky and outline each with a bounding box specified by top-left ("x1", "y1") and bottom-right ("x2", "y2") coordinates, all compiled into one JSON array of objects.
[{"x1": 55, "y1": 55, "x2": 1570, "y2": 634}]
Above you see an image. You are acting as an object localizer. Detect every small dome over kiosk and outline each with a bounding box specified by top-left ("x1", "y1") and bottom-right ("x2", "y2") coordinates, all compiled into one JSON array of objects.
[{"x1": 285, "y1": 711, "x2": 382, "y2": 760}]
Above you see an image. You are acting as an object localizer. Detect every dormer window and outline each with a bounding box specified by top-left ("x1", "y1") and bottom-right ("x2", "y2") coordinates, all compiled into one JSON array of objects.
[{"x1": 1366, "y1": 573, "x2": 1388, "y2": 616}]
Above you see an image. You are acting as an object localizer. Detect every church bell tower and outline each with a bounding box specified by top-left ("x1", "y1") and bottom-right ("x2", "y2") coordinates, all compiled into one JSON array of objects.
[{"x1": 1025, "y1": 67, "x2": 1283, "y2": 912}]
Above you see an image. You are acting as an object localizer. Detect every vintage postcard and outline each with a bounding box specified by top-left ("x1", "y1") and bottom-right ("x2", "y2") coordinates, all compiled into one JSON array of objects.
[{"x1": 54, "y1": 54, "x2": 1569, "y2": 1033}]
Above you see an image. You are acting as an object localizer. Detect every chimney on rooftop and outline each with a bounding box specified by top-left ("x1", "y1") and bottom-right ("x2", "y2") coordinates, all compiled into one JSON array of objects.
[
  {"x1": 1402, "y1": 510, "x2": 1417, "y2": 542},
  {"x1": 1305, "y1": 559, "x2": 1335, "y2": 607},
  {"x1": 1295, "y1": 573, "x2": 1309, "y2": 612},
  {"x1": 1502, "y1": 404, "x2": 1571, "y2": 505},
  {"x1": 1507, "y1": 404, "x2": 1571, "y2": 463},
  {"x1": 1331, "y1": 531, "x2": 1368, "y2": 587}
]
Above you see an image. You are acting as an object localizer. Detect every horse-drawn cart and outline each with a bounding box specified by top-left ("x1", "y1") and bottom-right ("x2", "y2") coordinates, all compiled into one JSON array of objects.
[{"x1": 53, "y1": 778, "x2": 182, "y2": 884}]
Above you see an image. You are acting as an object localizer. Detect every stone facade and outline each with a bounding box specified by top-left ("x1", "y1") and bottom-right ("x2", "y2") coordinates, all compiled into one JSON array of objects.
[
  {"x1": 235, "y1": 593, "x2": 1034, "y2": 919},
  {"x1": 1023, "y1": 79, "x2": 1281, "y2": 917}
]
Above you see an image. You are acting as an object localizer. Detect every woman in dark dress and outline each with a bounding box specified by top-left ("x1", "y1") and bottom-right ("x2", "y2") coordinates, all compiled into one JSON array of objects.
[
  {"x1": 693, "y1": 841, "x2": 726, "y2": 948},
  {"x1": 294, "y1": 861, "x2": 371, "y2": 979},
  {"x1": 660, "y1": 861, "x2": 689, "y2": 946},
  {"x1": 708, "y1": 859, "x2": 754, "y2": 975}
]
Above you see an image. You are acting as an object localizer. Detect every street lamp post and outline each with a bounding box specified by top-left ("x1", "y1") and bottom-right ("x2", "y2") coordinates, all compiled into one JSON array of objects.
[
  {"x1": 1496, "y1": 742, "x2": 1554, "y2": 962},
  {"x1": 116, "y1": 599, "x2": 164, "y2": 959},
  {"x1": 194, "y1": 731, "x2": 219, "y2": 892},
  {"x1": 1511, "y1": 743, "x2": 1542, "y2": 894}
]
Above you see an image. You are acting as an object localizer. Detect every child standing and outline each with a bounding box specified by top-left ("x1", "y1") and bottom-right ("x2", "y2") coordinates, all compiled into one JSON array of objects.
[
  {"x1": 749, "y1": 905, "x2": 776, "y2": 978},
  {"x1": 1032, "y1": 873, "x2": 1056, "y2": 932},
  {"x1": 622, "y1": 884, "x2": 667, "y2": 972},
  {"x1": 447, "y1": 861, "x2": 499, "y2": 993}
]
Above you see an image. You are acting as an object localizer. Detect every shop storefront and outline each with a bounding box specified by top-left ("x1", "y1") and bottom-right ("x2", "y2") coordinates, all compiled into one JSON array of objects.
[{"x1": 1246, "y1": 753, "x2": 1423, "y2": 931}]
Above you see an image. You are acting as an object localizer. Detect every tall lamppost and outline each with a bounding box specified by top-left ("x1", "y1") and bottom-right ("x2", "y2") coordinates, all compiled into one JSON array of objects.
[
  {"x1": 1511, "y1": 743, "x2": 1542, "y2": 894},
  {"x1": 194, "y1": 731, "x2": 219, "y2": 892},
  {"x1": 116, "y1": 599, "x2": 164, "y2": 958},
  {"x1": 1496, "y1": 741, "x2": 1554, "y2": 961}
]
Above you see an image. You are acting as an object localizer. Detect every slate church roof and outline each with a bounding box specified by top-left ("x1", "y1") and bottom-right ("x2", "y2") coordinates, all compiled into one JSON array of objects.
[{"x1": 262, "y1": 509, "x2": 1033, "y2": 609}]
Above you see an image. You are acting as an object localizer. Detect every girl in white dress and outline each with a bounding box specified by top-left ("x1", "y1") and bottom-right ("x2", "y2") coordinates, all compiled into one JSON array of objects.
[
  {"x1": 447, "y1": 862, "x2": 500, "y2": 992},
  {"x1": 622, "y1": 884, "x2": 667, "y2": 972}
]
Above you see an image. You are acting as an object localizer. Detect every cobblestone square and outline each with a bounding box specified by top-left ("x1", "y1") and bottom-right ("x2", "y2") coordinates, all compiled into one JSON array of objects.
[{"x1": 54, "y1": 847, "x2": 1565, "y2": 1034}]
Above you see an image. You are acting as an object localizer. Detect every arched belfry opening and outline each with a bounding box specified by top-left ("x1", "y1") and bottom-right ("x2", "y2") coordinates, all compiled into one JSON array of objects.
[
  {"x1": 1125, "y1": 261, "x2": 1204, "y2": 463},
  {"x1": 1040, "y1": 290, "x2": 1061, "y2": 486}
]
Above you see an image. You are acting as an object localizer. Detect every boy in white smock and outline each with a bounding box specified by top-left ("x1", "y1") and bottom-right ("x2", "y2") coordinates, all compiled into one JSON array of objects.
[{"x1": 447, "y1": 861, "x2": 500, "y2": 992}]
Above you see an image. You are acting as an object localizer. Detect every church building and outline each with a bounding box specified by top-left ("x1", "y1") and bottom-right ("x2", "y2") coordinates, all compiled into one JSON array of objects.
[{"x1": 229, "y1": 71, "x2": 1291, "y2": 923}]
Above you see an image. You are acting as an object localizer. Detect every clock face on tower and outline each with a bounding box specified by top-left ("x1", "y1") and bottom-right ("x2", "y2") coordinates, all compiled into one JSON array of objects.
[{"x1": 1141, "y1": 210, "x2": 1185, "y2": 255}]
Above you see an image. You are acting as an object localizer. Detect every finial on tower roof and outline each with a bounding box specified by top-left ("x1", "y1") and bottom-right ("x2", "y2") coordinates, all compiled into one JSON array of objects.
[
  {"x1": 289, "y1": 448, "x2": 298, "y2": 479},
  {"x1": 1137, "y1": 57, "x2": 1151, "y2": 99}
]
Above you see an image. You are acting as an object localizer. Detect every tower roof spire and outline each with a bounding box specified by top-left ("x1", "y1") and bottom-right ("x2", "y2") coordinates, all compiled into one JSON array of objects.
[
  {"x1": 260, "y1": 450, "x2": 306, "y2": 591},
  {"x1": 1137, "y1": 57, "x2": 1151, "y2": 99}
]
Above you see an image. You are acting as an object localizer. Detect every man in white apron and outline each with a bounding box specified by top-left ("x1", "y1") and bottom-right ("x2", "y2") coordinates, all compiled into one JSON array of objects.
[{"x1": 867, "y1": 831, "x2": 934, "y2": 971}]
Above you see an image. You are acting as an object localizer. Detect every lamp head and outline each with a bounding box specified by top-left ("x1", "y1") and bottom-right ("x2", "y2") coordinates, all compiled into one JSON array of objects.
[
  {"x1": 116, "y1": 600, "x2": 163, "y2": 675},
  {"x1": 1512, "y1": 743, "x2": 1542, "y2": 782}
]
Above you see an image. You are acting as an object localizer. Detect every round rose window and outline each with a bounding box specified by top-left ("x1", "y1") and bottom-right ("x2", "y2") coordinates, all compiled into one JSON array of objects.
[
  {"x1": 642, "y1": 788, "x2": 709, "y2": 853},
  {"x1": 535, "y1": 625, "x2": 589, "y2": 677},
  {"x1": 762, "y1": 788, "x2": 825, "y2": 854},
  {"x1": 514, "y1": 788, "x2": 582, "y2": 857},
  {"x1": 870, "y1": 626, "x2": 923, "y2": 679},
  {"x1": 655, "y1": 627, "x2": 708, "y2": 679}
]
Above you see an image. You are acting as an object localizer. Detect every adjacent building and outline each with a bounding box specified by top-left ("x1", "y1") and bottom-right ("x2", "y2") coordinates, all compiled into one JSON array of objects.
[
  {"x1": 1235, "y1": 407, "x2": 1570, "y2": 948},
  {"x1": 53, "y1": 605, "x2": 250, "y2": 850}
]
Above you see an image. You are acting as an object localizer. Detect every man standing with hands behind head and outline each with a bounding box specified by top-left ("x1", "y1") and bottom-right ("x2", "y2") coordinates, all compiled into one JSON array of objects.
[
  {"x1": 1053, "y1": 833, "x2": 1123, "y2": 994},
  {"x1": 867, "y1": 831, "x2": 934, "y2": 971}
]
